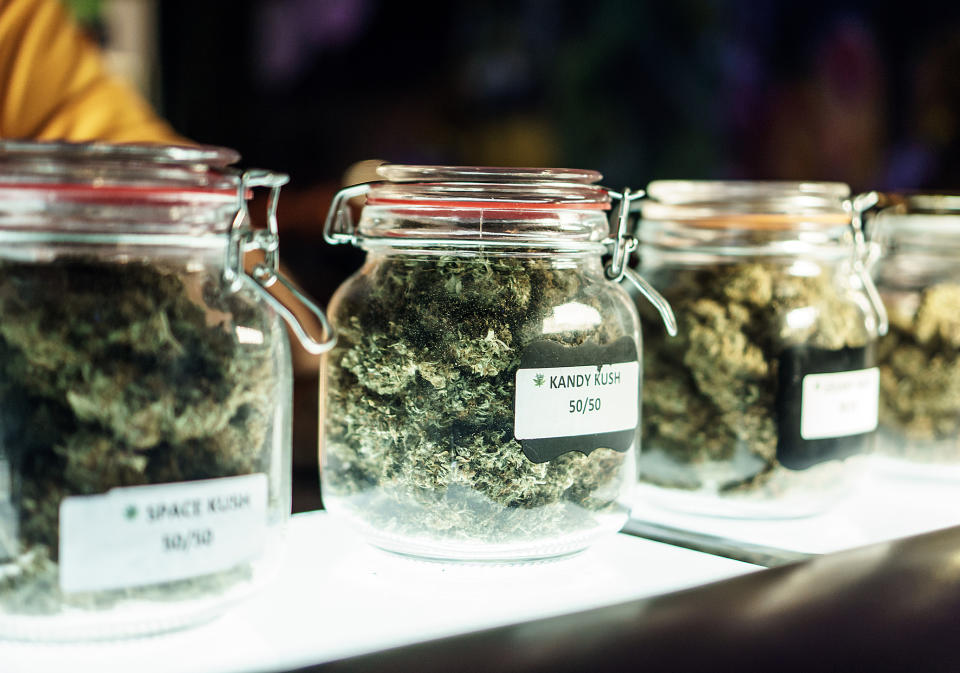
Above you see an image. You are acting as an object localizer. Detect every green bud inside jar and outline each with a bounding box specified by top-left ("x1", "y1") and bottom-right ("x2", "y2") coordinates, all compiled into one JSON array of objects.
[
  {"x1": 870, "y1": 194, "x2": 960, "y2": 477},
  {"x1": 635, "y1": 181, "x2": 884, "y2": 518},
  {"x1": 0, "y1": 141, "x2": 329, "y2": 641}
]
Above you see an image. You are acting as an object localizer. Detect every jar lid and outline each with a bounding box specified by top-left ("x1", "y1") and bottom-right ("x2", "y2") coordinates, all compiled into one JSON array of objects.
[
  {"x1": 0, "y1": 141, "x2": 247, "y2": 236},
  {"x1": 874, "y1": 193, "x2": 960, "y2": 236},
  {"x1": 366, "y1": 164, "x2": 610, "y2": 211},
  {"x1": 643, "y1": 180, "x2": 851, "y2": 230},
  {"x1": 328, "y1": 164, "x2": 615, "y2": 248},
  {"x1": 0, "y1": 140, "x2": 241, "y2": 204}
]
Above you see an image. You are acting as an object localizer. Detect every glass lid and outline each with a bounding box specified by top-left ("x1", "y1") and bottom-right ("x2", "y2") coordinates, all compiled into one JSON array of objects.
[
  {"x1": 0, "y1": 141, "x2": 247, "y2": 236},
  {"x1": 323, "y1": 164, "x2": 616, "y2": 248},
  {"x1": 0, "y1": 140, "x2": 241, "y2": 200},
  {"x1": 0, "y1": 140, "x2": 239, "y2": 166},
  {"x1": 366, "y1": 164, "x2": 611, "y2": 210},
  {"x1": 872, "y1": 193, "x2": 960, "y2": 245},
  {"x1": 642, "y1": 180, "x2": 852, "y2": 229}
]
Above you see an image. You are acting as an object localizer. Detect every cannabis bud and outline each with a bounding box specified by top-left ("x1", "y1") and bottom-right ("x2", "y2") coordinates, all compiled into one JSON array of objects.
[
  {"x1": 322, "y1": 252, "x2": 638, "y2": 556},
  {"x1": 638, "y1": 261, "x2": 875, "y2": 495},
  {"x1": 878, "y1": 283, "x2": 960, "y2": 458},
  {"x1": 0, "y1": 257, "x2": 282, "y2": 617}
]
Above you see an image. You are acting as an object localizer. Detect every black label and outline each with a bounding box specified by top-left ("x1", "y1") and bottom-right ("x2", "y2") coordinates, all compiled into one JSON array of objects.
[
  {"x1": 775, "y1": 345, "x2": 873, "y2": 470},
  {"x1": 516, "y1": 336, "x2": 638, "y2": 464}
]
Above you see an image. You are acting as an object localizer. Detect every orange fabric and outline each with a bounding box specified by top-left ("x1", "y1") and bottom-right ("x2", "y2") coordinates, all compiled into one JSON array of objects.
[{"x1": 0, "y1": 0, "x2": 183, "y2": 143}]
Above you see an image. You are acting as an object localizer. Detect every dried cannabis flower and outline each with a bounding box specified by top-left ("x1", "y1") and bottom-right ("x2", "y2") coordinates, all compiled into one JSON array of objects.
[
  {"x1": 877, "y1": 283, "x2": 960, "y2": 458},
  {"x1": 323, "y1": 253, "x2": 634, "y2": 546},
  {"x1": 0, "y1": 258, "x2": 279, "y2": 614},
  {"x1": 639, "y1": 262, "x2": 872, "y2": 492}
]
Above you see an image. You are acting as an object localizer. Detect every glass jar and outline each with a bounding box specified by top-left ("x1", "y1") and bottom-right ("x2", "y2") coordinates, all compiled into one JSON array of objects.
[
  {"x1": 635, "y1": 181, "x2": 884, "y2": 518},
  {"x1": 0, "y1": 141, "x2": 332, "y2": 641},
  {"x1": 321, "y1": 165, "x2": 672, "y2": 561},
  {"x1": 870, "y1": 194, "x2": 960, "y2": 477}
]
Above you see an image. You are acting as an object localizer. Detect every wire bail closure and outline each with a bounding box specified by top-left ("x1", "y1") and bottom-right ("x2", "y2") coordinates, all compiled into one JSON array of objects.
[
  {"x1": 605, "y1": 187, "x2": 678, "y2": 336},
  {"x1": 228, "y1": 169, "x2": 337, "y2": 354},
  {"x1": 846, "y1": 191, "x2": 889, "y2": 337},
  {"x1": 324, "y1": 183, "x2": 372, "y2": 246}
]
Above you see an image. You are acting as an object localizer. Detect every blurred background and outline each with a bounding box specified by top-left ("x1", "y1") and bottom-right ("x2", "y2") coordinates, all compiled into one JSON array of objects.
[{"x1": 65, "y1": 0, "x2": 960, "y2": 510}]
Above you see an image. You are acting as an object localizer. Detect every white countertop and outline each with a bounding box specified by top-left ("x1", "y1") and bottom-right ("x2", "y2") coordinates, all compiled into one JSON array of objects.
[
  {"x1": 0, "y1": 511, "x2": 757, "y2": 673},
  {"x1": 629, "y1": 458, "x2": 960, "y2": 555}
]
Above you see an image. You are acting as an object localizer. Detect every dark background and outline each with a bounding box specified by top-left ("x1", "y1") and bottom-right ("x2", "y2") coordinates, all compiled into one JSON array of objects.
[
  {"x1": 158, "y1": 0, "x2": 960, "y2": 191},
  {"x1": 149, "y1": 0, "x2": 960, "y2": 509}
]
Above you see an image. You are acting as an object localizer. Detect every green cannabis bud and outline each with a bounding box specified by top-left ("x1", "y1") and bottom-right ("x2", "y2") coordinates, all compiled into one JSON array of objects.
[
  {"x1": 638, "y1": 262, "x2": 873, "y2": 492},
  {"x1": 0, "y1": 258, "x2": 281, "y2": 615},
  {"x1": 322, "y1": 253, "x2": 635, "y2": 549},
  {"x1": 878, "y1": 283, "x2": 960, "y2": 458}
]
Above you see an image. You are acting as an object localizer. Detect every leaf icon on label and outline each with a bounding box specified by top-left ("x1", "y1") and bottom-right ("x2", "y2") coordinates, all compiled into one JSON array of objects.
[
  {"x1": 533, "y1": 373, "x2": 545, "y2": 387},
  {"x1": 124, "y1": 505, "x2": 138, "y2": 521}
]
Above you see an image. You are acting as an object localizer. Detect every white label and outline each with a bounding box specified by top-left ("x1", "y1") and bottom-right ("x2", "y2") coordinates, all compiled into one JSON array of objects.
[
  {"x1": 59, "y1": 474, "x2": 268, "y2": 593},
  {"x1": 800, "y1": 367, "x2": 879, "y2": 440},
  {"x1": 0, "y1": 458, "x2": 15, "y2": 559},
  {"x1": 514, "y1": 361, "x2": 639, "y2": 440},
  {"x1": 0, "y1": 458, "x2": 10, "y2": 498}
]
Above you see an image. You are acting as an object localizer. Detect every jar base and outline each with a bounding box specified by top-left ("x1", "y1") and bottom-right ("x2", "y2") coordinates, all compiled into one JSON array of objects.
[
  {"x1": 326, "y1": 499, "x2": 628, "y2": 563},
  {"x1": 633, "y1": 457, "x2": 864, "y2": 520},
  {"x1": 870, "y1": 455, "x2": 960, "y2": 482},
  {"x1": 374, "y1": 544, "x2": 587, "y2": 566},
  {"x1": 873, "y1": 431, "x2": 960, "y2": 479},
  {"x1": 0, "y1": 537, "x2": 285, "y2": 642},
  {"x1": 632, "y1": 483, "x2": 842, "y2": 520},
  {"x1": 0, "y1": 582, "x2": 251, "y2": 642}
]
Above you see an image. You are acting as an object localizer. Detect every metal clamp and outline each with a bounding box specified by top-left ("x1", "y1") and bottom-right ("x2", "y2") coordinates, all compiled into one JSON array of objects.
[
  {"x1": 228, "y1": 169, "x2": 337, "y2": 354},
  {"x1": 324, "y1": 183, "x2": 372, "y2": 245},
  {"x1": 604, "y1": 187, "x2": 678, "y2": 336},
  {"x1": 605, "y1": 187, "x2": 644, "y2": 282},
  {"x1": 846, "y1": 191, "x2": 889, "y2": 337}
]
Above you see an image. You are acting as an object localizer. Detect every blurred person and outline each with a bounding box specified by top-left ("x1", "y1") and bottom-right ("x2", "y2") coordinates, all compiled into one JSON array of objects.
[
  {"x1": 0, "y1": 0, "x2": 336, "y2": 507},
  {"x1": 0, "y1": 0, "x2": 183, "y2": 142},
  {"x1": 0, "y1": 0, "x2": 331, "y2": 368},
  {"x1": 0, "y1": 0, "x2": 332, "y2": 347}
]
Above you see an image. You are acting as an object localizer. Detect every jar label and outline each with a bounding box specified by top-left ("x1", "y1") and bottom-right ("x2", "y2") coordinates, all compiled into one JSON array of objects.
[
  {"x1": 514, "y1": 337, "x2": 638, "y2": 463},
  {"x1": 58, "y1": 473, "x2": 268, "y2": 593},
  {"x1": 800, "y1": 367, "x2": 879, "y2": 439},
  {"x1": 0, "y1": 456, "x2": 15, "y2": 560},
  {"x1": 776, "y1": 345, "x2": 877, "y2": 470}
]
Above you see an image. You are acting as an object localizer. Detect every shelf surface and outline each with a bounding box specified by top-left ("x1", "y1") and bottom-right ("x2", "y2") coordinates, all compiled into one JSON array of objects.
[
  {"x1": 0, "y1": 511, "x2": 757, "y2": 673},
  {"x1": 629, "y1": 459, "x2": 960, "y2": 555}
]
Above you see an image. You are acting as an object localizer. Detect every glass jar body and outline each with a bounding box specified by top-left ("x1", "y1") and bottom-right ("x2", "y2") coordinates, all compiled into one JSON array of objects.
[
  {"x1": 636, "y1": 249, "x2": 877, "y2": 518},
  {"x1": 0, "y1": 238, "x2": 292, "y2": 641},
  {"x1": 873, "y1": 230, "x2": 960, "y2": 474},
  {"x1": 321, "y1": 247, "x2": 640, "y2": 561}
]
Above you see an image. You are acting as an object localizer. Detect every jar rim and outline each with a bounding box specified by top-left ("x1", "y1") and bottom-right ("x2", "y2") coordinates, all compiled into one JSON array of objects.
[
  {"x1": 873, "y1": 193, "x2": 960, "y2": 242},
  {"x1": 878, "y1": 192, "x2": 960, "y2": 218},
  {"x1": 0, "y1": 141, "x2": 248, "y2": 237},
  {"x1": 643, "y1": 180, "x2": 851, "y2": 230},
  {"x1": 376, "y1": 164, "x2": 603, "y2": 184},
  {"x1": 647, "y1": 179, "x2": 850, "y2": 203},
  {"x1": 342, "y1": 164, "x2": 615, "y2": 249},
  {"x1": 0, "y1": 140, "x2": 240, "y2": 167},
  {"x1": 367, "y1": 164, "x2": 611, "y2": 211},
  {"x1": 0, "y1": 140, "x2": 242, "y2": 202}
]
